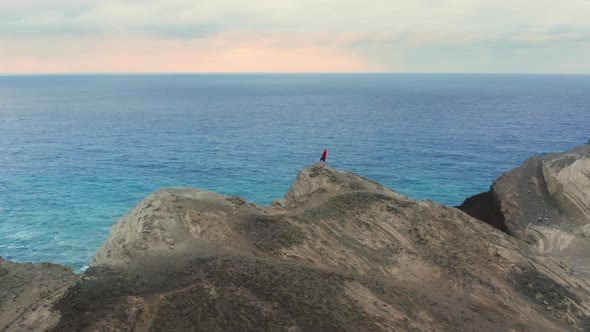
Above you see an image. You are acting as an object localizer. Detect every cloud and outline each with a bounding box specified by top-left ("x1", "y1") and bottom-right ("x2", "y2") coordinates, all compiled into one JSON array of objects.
[
  {"x1": 0, "y1": 35, "x2": 376, "y2": 73},
  {"x1": 1, "y1": 0, "x2": 590, "y2": 73},
  {"x1": 2, "y1": 0, "x2": 589, "y2": 38}
]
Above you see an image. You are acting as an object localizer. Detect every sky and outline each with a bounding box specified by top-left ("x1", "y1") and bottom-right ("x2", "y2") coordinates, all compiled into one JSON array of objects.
[{"x1": 1, "y1": 0, "x2": 590, "y2": 74}]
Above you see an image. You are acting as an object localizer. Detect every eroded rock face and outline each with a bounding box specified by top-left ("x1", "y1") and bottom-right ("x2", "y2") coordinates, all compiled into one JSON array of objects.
[
  {"x1": 459, "y1": 144, "x2": 590, "y2": 233},
  {"x1": 50, "y1": 165, "x2": 590, "y2": 331},
  {"x1": 459, "y1": 144, "x2": 590, "y2": 279},
  {"x1": 543, "y1": 157, "x2": 590, "y2": 223},
  {"x1": 91, "y1": 188, "x2": 249, "y2": 266}
]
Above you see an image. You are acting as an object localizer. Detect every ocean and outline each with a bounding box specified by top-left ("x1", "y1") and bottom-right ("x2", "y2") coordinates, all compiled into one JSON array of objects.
[{"x1": 0, "y1": 74, "x2": 589, "y2": 272}]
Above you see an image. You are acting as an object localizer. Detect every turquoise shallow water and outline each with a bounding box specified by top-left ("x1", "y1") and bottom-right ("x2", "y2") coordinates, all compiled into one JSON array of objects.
[{"x1": 0, "y1": 74, "x2": 589, "y2": 271}]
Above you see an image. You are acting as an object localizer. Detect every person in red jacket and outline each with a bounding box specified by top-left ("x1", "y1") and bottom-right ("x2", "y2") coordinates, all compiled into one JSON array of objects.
[{"x1": 320, "y1": 148, "x2": 327, "y2": 166}]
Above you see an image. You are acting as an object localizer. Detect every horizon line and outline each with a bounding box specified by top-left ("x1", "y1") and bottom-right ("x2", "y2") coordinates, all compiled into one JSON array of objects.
[{"x1": 1, "y1": 72, "x2": 590, "y2": 76}]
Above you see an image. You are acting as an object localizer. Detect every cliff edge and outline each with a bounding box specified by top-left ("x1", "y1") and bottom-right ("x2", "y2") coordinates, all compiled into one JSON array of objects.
[
  {"x1": 46, "y1": 165, "x2": 590, "y2": 331},
  {"x1": 458, "y1": 144, "x2": 590, "y2": 276}
]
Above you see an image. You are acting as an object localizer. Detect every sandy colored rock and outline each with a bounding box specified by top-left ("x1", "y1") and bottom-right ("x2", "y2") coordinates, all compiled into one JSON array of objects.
[
  {"x1": 543, "y1": 157, "x2": 590, "y2": 223},
  {"x1": 284, "y1": 165, "x2": 391, "y2": 208},
  {"x1": 459, "y1": 143, "x2": 590, "y2": 279},
  {"x1": 0, "y1": 258, "x2": 76, "y2": 332},
  {"x1": 45, "y1": 164, "x2": 590, "y2": 331},
  {"x1": 460, "y1": 144, "x2": 590, "y2": 232},
  {"x1": 91, "y1": 188, "x2": 251, "y2": 266}
]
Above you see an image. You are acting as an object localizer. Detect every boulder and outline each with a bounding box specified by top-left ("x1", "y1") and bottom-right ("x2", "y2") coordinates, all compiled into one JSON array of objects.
[
  {"x1": 459, "y1": 144, "x2": 590, "y2": 278},
  {"x1": 459, "y1": 144, "x2": 590, "y2": 232}
]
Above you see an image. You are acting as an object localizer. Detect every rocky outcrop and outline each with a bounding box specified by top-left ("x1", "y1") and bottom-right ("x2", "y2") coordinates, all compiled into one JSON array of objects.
[
  {"x1": 91, "y1": 188, "x2": 249, "y2": 266},
  {"x1": 459, "y1": 144, "x2": 590, "y2": 232},
  {"x1": 283, "y1": 165, "x2": 390, "y2": 208},
  {"x1": 456, "y1": 190, "x2": 512, "y2": 235},
  {"x1": 48, "y1": 165, "x2": 590, "y2": 331},
  {"x1": 542, "y1": 157, "x2": 590, "y2": 223},
  {"x1": 459, "y1": 144, "x2": 590, "y2": 277},
  {"x1": 0, "y1": 258, "x2": 76, "y2": 331}
]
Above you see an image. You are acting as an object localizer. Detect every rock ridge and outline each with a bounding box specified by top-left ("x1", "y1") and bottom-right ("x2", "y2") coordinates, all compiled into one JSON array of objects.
[{"x1": 2, "y1": 162, "x2": 590, "y2": 331}]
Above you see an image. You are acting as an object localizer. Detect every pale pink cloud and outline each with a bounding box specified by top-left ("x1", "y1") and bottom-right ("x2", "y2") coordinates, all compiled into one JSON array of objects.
[{"x1": 0, "y1": 35, "x2": 378, "y2": 73}]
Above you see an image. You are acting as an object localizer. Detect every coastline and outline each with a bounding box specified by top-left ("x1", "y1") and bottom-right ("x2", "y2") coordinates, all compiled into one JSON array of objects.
[{"x1": 1, "y1": 143, "x2": 589, "y2": 331}]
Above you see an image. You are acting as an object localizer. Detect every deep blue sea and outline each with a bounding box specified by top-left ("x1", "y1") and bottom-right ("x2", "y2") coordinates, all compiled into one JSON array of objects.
[{"x1": 0, "y1": 74, "x2": 589, "y2": 271}]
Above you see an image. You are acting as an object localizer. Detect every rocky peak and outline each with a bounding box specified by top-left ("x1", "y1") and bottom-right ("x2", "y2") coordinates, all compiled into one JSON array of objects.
[{"x1": 283, "y1": 165, "x2": 392, "y2": 208}]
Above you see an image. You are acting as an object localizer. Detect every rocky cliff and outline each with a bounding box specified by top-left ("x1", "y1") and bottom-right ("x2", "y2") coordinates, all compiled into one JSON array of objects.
[
  {"x1": 2, "y1": 163, "x2": 590, "y2": 331},
  {"x1": 458, "y1": 144, "x2": 590, "y2": 277},
  {"x1": 0, "y1": 258, "x2": 76, "y2": 331}
]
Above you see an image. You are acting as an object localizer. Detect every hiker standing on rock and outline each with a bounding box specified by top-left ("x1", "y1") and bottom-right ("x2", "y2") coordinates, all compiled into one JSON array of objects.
[{"x1": 320, "y1": 148, "x2": 328, "y2": 166}]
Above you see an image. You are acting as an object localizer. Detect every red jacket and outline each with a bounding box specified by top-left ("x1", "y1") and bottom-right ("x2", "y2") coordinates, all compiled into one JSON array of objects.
[{"x1": 321, "y1": 150, "x2": 327, "y2": 158}]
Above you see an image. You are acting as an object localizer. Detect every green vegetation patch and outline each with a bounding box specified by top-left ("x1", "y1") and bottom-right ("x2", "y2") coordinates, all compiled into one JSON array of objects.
[
  {"x1": 580, "y1": 316, "x2": 590, "y2": 331},
  {"x1": 511, "y1": 267, "x2": 580, "y2": 312},
  {"x1": 297, "y1": 192, "x2": 401, "y2": 222},
  {"x1": 152, "y1": 257, "x2": 380, "y2": 332},
  {"x1": 0, "y1": 266, "x2": 9, "y2": 277},
  {"x1": 240, "y1": 214, "x2": 304, "y2": 251}
]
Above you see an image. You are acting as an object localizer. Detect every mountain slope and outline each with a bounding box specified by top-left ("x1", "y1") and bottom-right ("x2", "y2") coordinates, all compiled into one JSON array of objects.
[{"x1": 49, "y1": 165, "x2": 590, "y2": 331}]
